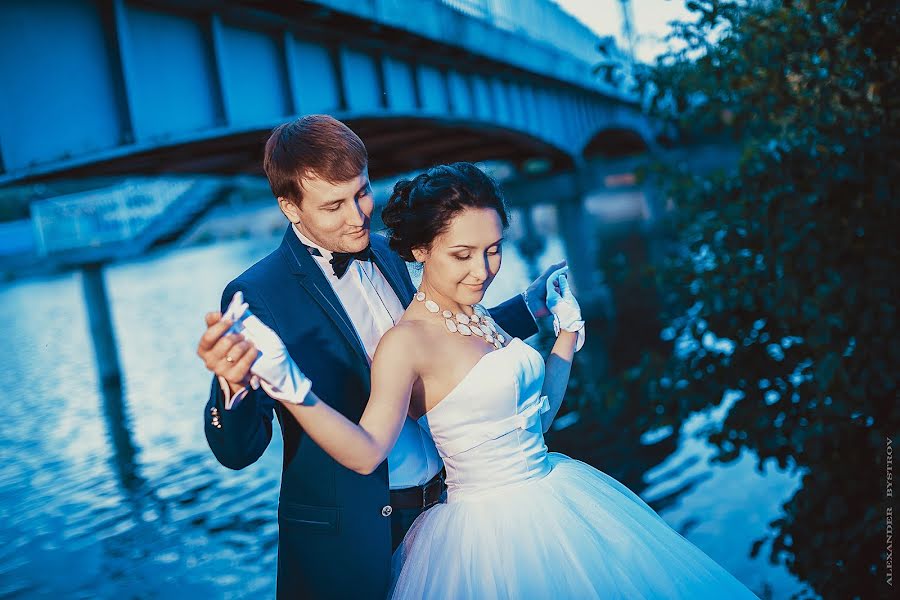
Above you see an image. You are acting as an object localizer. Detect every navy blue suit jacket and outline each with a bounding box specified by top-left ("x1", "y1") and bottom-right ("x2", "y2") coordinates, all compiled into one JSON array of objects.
[{"x1": 204, "y1": 226, "x2": 538, "y2": 599}]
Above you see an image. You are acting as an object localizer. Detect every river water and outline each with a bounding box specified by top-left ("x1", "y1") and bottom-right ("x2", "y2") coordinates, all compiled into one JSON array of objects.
[{"x1": 0, "y1": 209, "x2": 811, "y2": 598}]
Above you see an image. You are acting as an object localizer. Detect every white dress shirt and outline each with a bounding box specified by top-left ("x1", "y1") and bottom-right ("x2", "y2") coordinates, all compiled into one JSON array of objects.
[{"x1": 220, "y1": 225, "x2": 442, "y2": 489}]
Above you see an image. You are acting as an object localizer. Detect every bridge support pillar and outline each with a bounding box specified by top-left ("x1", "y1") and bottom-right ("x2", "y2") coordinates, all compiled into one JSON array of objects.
[
  {"x1": 81, "y1": 264, "x2": 123, "y2": 388},
  {"x1": 557, "y1": 167, "x2": 604, "y2": 320},
  {"x1": 514, "y1": 205, "x2": 546, "y2": 273}
]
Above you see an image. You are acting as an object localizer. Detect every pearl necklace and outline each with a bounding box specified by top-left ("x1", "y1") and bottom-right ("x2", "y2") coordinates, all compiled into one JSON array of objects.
[{"x1": 413, "y1": 290, "x2": 506, "y2": 350}]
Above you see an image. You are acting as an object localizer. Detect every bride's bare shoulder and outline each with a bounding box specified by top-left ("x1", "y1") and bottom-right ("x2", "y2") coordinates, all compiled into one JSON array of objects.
[{"x1": 374, "y1": 319, "x2": 431, "y2": 369}]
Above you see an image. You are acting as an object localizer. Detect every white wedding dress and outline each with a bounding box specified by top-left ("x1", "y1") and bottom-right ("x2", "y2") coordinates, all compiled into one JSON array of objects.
[{"x1": 389, "y1": 337, "x2": 759, "y2": 599}]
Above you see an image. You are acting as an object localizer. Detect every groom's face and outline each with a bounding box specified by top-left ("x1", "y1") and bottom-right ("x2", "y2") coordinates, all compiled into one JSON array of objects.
[{"x1": 282, "y1": 169, "x2": 373, "y2": 253}]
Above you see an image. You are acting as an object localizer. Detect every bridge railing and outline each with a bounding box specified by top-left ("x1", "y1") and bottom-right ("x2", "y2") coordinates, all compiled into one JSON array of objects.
[{"x1": 438, "y1": 0, "x2": 605, "y2": 67}]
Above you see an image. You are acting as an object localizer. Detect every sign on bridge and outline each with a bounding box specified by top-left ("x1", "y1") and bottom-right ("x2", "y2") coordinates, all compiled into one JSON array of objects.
[{"x1": 30, "y1": 179, "x2": 193, "y2": 256}]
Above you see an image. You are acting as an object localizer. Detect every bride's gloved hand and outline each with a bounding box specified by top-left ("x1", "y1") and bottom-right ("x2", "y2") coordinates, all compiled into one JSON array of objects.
[
  {"x1": 223, "y1": 291, "x2": 312, "y2": 405},
  {"x1": 545, "y1": 266, "x2": 586, "y2": 351}
]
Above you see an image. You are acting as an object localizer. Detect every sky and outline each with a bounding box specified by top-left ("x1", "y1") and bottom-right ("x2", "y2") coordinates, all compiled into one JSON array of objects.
[{"x1": 554, "y1": 0, "x2": 695, "y2": 63}]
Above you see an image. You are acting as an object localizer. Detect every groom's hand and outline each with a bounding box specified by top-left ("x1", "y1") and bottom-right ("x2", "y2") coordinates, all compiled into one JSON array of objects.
[
  {"x1": 197, "y1": 311, "x2": 259, "y2": 394},
  {"x1": 525, "y1": 260, "x2": 567, "y2": 318}
]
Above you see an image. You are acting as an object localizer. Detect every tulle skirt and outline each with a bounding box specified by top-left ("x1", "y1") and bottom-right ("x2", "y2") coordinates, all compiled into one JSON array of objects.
[{"x1": 389, "y1": 453, "x2": 759, "y2": 599}]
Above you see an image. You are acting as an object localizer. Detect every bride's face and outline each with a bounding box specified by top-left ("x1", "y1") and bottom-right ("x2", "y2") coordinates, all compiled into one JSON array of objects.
[{"x1": 415, "y1": 207, "x2": 504, "y2": 308}]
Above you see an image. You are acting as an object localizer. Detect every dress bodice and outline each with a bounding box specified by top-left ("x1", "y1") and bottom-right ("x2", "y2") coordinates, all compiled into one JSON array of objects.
[{"x1": 417, "y1": 338, "x2": 552, "y2": 502}]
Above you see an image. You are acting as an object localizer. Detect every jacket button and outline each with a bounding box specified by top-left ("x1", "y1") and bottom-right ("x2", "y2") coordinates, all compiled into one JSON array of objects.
[{"x1": 381, "y1": 505, "x2": 393, "y2": 517}]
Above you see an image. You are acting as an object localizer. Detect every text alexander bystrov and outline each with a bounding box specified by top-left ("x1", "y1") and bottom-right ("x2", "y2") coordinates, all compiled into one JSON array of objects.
[{"x1": 887, "y1": 436, "x2": 893, "y2": 588}]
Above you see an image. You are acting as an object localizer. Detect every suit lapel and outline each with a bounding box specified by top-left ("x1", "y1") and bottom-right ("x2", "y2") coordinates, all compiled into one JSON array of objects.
[
  {"x1": 370, "y1": 236, "x2": 415, "y2": 309},
  {"x1": 279, "y1": 227, "x2": 370, "y2": 368}
]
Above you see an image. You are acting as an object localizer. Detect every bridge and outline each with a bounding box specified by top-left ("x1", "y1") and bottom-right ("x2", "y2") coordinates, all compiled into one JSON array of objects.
[
  {"x1": 0, "y1": 0, "x2": 660, "y2": 185},
  {"x1": 1, "y1": 0, "x2": 677, "y2": 387}
]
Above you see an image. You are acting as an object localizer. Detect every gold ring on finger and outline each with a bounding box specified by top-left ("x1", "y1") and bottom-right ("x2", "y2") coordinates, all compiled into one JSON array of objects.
[{"x1": 225, "y1": 355, "x2": 235, "y2": 363}]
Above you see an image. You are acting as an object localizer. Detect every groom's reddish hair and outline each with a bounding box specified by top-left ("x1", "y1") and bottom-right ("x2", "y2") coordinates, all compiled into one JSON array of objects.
[{"x1": 263, "y1": 115, "x2": 368, "y2": 206}]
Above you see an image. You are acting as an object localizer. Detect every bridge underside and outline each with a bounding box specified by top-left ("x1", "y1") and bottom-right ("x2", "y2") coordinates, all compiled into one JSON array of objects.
[
  {"x1": 583, "y1": 128, "x2": 651, "y2": 159},
  {"x1": 351, "y1": 118, "x2": 575, "y2": 176},
  {"x1": 14, "y1": 116, "x2": 575, "y2": 183}
]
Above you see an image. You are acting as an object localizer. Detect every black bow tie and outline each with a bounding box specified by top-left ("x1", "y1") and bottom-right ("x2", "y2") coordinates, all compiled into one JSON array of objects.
[{"x1": 328, "y1": 245, "x2": 373, "y2": 278}]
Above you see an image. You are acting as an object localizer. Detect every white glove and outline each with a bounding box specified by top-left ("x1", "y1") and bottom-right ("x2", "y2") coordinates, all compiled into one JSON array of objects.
[
  {"x1": 545, "y1": 266, "x2": 586, "y2": 351},
  {"x1": 223, "y1": 291, "x2": 312, "y2": 405}
]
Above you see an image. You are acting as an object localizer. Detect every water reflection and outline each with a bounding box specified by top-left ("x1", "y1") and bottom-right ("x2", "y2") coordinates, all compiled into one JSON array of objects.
[
  {"x1": 99, "y1": 378, "x2": 148, "y2": 499},
  {"x1": 0, "y1": 208, "x2": 804, "y2": 598}
]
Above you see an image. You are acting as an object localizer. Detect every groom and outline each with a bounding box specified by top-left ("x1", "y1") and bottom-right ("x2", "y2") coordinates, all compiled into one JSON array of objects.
[{"x1": 197, "y1": 115, "x2": 561, "y2": 599}]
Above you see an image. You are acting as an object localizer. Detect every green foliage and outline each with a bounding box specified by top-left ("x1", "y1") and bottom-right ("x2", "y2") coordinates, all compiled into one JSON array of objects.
[{"x1": 598, "y1": 1, "x2": 898, "y2": 598}]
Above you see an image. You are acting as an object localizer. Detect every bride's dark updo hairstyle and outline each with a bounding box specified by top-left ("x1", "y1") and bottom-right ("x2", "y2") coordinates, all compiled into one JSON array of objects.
[{"x1": 381, "y1": 162, "x2": 509, "y2": 262}]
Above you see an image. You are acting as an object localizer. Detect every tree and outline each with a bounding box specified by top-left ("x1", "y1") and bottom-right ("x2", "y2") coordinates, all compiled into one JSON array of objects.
[{"x1": 601, "y1": 1, "x2": 898, "y2": 598}]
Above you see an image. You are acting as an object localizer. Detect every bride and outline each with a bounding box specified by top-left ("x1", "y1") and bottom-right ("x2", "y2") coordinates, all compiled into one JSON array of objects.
[{"x1": 227, "y1": 162, "x2": 759, "y2": 599}]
